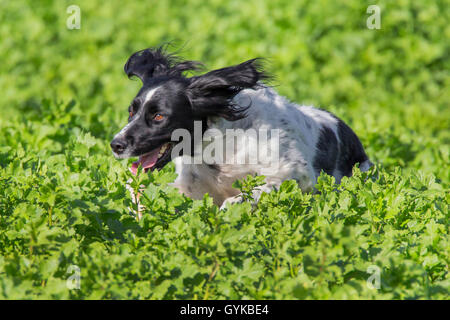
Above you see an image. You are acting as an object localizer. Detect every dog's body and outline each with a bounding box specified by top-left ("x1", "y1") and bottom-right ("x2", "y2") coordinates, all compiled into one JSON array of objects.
[
  {"x1": 111, "y1": 46, "x2": 372, "y2": 209},
  {"x1": 171, "y1": 86, "x2": 372, "y2": 207}
]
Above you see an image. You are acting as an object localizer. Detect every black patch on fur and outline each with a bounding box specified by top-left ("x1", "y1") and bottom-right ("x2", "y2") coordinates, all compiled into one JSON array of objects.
[
  {"x1": 335, "y1": 119, "x2": 369, "y2": 177},
  {"x1": 124, "y1": 45, "x2": 203, "y2": 84},
  {"x1": 313, "y1": 126, "x2": 338, "y2": 176},
  {"x1": 190, "y1": 171, "x2": 199, "y2": 182},
  {"x1": 187, "y1": 58, "x2": 271, "y2": 121}
]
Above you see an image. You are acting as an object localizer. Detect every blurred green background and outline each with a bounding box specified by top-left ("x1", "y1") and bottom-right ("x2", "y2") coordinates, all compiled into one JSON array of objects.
[{"x1": 0, "y1": 0, "x2": 448, "y2": 300}]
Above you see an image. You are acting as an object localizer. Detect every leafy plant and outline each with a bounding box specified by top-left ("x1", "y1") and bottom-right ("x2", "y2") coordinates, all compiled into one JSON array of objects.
[{"x1": 0, "y1": 0, "x2": 448, "y2": 299}]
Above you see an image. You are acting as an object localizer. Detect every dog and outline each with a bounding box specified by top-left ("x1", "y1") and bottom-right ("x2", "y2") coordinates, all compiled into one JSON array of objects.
[{"x1": 111, "y1": 46, "x2": 372, "y2": 210}]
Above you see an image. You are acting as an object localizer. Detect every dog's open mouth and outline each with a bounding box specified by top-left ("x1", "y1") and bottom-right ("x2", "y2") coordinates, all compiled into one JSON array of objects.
[{"x1": 130, "y1": 142, "x2": 173, "y2": 175}]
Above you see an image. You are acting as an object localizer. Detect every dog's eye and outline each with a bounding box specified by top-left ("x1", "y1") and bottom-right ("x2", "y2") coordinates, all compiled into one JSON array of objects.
[{"x1": 153, "y1": 114, "x2": 164, "y2": 121}]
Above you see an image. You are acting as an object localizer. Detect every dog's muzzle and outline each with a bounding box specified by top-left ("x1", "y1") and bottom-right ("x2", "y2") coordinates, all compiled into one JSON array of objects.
[{"x1": 110, "y1": 137, "x2": 128, "y2": 154}]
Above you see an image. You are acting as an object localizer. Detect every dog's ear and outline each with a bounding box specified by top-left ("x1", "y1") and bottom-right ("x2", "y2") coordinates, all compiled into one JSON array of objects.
[
  {"x1": 124, "y1": 46, "x2": 202, "y2": 83},
  {"x1": 187, "y1": 59, "x2": 269, "y2": 121}
]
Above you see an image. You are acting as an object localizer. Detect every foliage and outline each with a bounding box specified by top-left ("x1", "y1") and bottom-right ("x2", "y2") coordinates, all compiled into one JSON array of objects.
[{"x1": 0, "y1": 0, "x2": 448, "y2": 299}]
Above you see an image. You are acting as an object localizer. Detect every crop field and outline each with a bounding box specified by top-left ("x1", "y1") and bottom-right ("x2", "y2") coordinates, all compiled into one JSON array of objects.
[{"x1": 0, "y1": 0, "x2": 448, "y2": 299}]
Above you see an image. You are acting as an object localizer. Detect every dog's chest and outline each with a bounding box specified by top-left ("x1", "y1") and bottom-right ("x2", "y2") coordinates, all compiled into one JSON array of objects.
[{"x1": 171, "y1": 157, "x2": 242, "y2": 205}]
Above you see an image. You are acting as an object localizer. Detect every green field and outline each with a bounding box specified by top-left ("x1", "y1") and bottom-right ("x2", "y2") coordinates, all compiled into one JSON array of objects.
[{"x1": 0, "y1": 0, "x2": 448, "y2": 299}]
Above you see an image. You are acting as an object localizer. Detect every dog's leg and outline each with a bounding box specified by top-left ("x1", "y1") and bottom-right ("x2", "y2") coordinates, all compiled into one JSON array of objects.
[
  {"x1": 220, "y1": 194, "x2": 244, "y2": 210},
  {"x1": 359, "y1": 160, "x2": 373, "y2": 172},
  {"x1": 220, "y1": 184, "x2": 275, "y2": 210}
]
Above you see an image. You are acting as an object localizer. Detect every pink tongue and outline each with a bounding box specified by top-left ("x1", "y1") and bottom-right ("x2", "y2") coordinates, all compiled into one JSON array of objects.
[{"x1": 129, "y1": 147, "x2": 161, "y2": 175}]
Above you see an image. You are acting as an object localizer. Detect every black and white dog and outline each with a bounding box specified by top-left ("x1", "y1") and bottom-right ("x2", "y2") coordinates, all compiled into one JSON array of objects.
[{"x1": 111, "y1": 46, "x2": 372, "y2": 209}]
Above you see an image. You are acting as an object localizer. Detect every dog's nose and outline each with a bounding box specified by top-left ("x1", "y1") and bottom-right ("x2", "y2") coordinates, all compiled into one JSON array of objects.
[{"x1": 110, "y1": 137, "x2": 128, "y2": 154}]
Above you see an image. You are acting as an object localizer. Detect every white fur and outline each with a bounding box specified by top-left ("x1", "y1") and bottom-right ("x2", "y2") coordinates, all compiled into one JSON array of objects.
[{"x1": 144, "y1": 87, "x2": 159, "y2": 103}]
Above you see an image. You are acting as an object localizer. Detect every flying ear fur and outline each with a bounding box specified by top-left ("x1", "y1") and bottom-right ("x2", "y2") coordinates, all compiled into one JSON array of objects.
[
  {"x1": 187, "y1": 58, "x2": 270, "y2": 121},
  {"x1": 124, "y1": 45, "x2": 203, "y2": 83}
]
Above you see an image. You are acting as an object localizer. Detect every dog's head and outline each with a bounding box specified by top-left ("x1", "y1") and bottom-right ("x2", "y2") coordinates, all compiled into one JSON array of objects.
[{"x1": 110, "y1": 46, "x2": 268, "y2": 174}]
